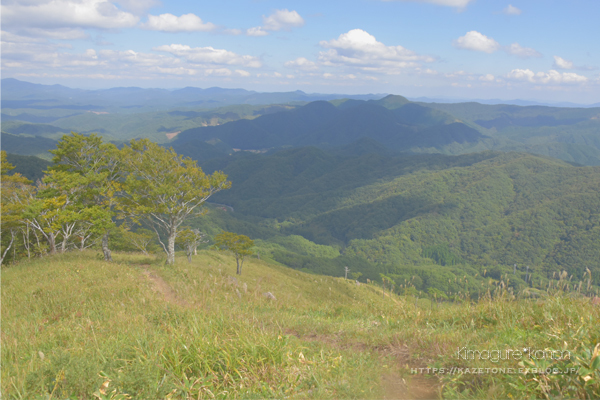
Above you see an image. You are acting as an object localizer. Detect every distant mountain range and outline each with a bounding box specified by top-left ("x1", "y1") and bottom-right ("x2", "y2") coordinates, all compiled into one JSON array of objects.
[
  {"x1": 2, "y1": 78, "x2": 600, "y2": 166},
  {"x1": 1, "y1": 78, "x2": 386, "y2": 112}
]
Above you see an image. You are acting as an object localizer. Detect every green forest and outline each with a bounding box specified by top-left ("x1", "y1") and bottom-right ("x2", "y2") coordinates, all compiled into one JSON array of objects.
[{"x1": 4, "y1": 132, "x2": 599, "y2": 302}]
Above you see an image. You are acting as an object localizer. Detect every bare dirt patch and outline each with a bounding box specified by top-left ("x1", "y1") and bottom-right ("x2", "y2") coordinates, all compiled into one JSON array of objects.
[
  {"x1": 141, "y1": 266, "x2": 188, "y2": 307},
  {"x1": 381, "y1": 372, "x2": 439, "y2": 400}
]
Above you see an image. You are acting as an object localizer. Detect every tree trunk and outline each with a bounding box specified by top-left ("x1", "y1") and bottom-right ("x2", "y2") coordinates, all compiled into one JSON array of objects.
[
  {"x1": 1, "y1": 230, "x2": 16, "y2": 265},
  {"x1": 61, "y1": 235, "x2": 69, "y2": 253},
  {"x1": 236, "y1": 253, "x2": 241, "y2": 275},
  {"x1": 167, "y1": 229, "x2": 176, "y2": 265},
  {"x1": 48, "y1": 232, "x2": 57, "y2": 255},
  {"x1": 102, "y1": 231, "x2": 112, "y2": 262},
  {"x1": 186, "y1": 245, "x2": 192, "y2": 263}
]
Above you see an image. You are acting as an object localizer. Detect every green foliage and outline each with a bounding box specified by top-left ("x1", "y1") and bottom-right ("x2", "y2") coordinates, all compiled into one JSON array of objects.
[
  {"x1": 213, "y1": 231, "x2": 253, "y2": 275},
  {"x1": 423, "y1": 243, "x2": 462, "y2": 266},
  {"x1": 120, "y1": 139, "x2": 231, "y2": 265},
  {"x1": 176, "y1": 228, "x2": 208, "y2": 263}
]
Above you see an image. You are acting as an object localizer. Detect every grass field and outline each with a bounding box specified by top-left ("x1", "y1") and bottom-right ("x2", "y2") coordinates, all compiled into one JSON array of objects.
[{"x1": 2, "y1": 251, "x2": 599, "y2": 399}]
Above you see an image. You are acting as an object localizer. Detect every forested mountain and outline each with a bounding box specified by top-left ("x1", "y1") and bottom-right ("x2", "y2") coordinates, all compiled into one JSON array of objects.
[
  {"x1": 173, "y1": 96, "x2": 484, "y2": 151},
  {"x1": 191, "y1": 146, "x2": 600, "y2": 290},
  {"x1": 170, "y1": 95, "x2": 600, "y2": 165}
]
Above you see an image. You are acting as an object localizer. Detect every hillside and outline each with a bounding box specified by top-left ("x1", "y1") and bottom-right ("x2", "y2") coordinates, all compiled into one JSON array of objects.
[
  {"x1": 3, "y1": 251, "x2": 598, "y2": 399},
  {"x1": 172, "y1": 97, "x2": 484, "y2": 151},
  {"x1": 189, "y1": 147, "x2": 600, "y2": 292}
]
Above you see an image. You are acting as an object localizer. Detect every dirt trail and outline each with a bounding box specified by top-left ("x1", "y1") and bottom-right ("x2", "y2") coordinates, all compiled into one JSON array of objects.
[
  {"x1": 141, "y1": 266, "x2": 189, "y2": 307},
  {"x1": 140, "y1": 267, "x2": 438, "y2": 398},
  {"x1": 381, "y1": 372, "x2": 439, "y2": 400}
]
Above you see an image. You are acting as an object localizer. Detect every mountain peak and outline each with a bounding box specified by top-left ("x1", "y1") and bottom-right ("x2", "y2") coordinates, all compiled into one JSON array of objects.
[{"x1": 374, "y1": 94, "x2": 411, "y2": 110}]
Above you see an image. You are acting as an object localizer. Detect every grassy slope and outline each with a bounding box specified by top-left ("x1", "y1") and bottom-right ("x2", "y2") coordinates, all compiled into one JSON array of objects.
[{"x1": 2, "y1": 251, "x2": 598, "y2": 399}]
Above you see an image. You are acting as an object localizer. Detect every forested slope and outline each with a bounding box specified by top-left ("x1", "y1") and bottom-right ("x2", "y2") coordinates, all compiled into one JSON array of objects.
[{"x1": 197, "y1": 147, "x2": 600, "y2": 287}]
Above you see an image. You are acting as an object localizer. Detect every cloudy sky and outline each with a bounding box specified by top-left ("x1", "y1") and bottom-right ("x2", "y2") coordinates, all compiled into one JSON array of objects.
[{"x1": 2, "y1": 0, "x2": 599, "y2": 103}]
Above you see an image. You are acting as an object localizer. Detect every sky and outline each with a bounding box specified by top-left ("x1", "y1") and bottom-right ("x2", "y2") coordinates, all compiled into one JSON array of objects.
[{"x1": 2, "y1": 0, "x2": 599, "y2": 103}]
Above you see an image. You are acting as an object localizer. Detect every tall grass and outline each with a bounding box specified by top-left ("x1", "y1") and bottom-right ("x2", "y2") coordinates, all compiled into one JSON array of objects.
[{"x1": 2, "y1": 250, "x2": 598, "y2": 399}]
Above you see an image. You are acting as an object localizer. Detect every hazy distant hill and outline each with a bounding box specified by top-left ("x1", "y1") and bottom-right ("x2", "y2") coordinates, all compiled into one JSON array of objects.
[
  {"x1": 3, "y1": 78, "x2": 600, "y2": 165},
  {"x1": 0, "y1": 132, "x2": 57, "y2": 159},
  {"x1": 4, "y1": 153, "x2": 51, "y2": 181},
  {"x1": 173, "y1": 96, "x2": 484, "y2": 151},
  {"x1": 1, "y1": 78, "x2": 385, "y2": 112}
]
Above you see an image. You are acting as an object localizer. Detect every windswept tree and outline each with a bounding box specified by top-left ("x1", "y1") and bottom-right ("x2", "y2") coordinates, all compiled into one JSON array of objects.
[
  {"x1": 213, "y1": 232, "x2": 254, "y2": 275},
  {"x1": 49, "y1": 132, "x2": 121, "y2": 261},
  {"x1": 120, "y1": 139, "x2": 230, "y2": 265}
]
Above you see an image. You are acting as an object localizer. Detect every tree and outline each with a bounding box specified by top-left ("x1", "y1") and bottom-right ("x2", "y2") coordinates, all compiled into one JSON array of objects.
[
  {"x1": 120, "y1": 139, "x2": 230, "y2": 265},
  {"x1": 49, "y1": 132, "x2": 121, "y2": 261},
  {"x1": 23, "y1": 170, "x2": 104, "y2": 255},
  {"x1": 122, "y1": 227, "x2": 156, "y2": 255},
  {"x1": 1, "y1": 151, "x2": 33, "y2": 264},
  {"x1": 177, "y1": 228, "x2": 208, "y2": 263},
  {"x1": 213, "y1": 232, "x2": 254, "y2": 275}
]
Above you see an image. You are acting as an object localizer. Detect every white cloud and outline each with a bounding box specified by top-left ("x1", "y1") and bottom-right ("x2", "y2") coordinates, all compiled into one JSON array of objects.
[
  {"x1": 246, "y1": 9, "x2": 304, "y2": 36},
  {"x1": 479, "y1": 74, "x2": 495, "y2": 81},
  {"x1": 382, "y1": 0, "x2": 474, "y2": 8},
  {"x1": 453, "y1": 31, "x2": 500, "y2": 53},
  {"x1": 553, "y1": 55, "x2": 574, "y2": 69},
  {"x1": 0, "y1": 0, "x2": 139, "y2": 32},
  {"x1": 284, "y1": 57, "x2": 318, "y2": 71},
  {"x1": 142, "y1": 13, "x2": 216, "y2": 32},
  {"x1": 507, "y1": 69, "x2": 588, "y2": 84},
  {"x1": 503, "y1": 4, "x2": 521, "y2": 15},
  {"x1": 1, "y1": 31, "x2": 261, "y2": 82},
  {"x1": 115, "y1": 0, "x2": 158, "y2": 14},
  {"x1": 263, "y1": 9, "x2": 304, "y2": 31},
  {"x1": 246, "y1": 26, "x2": 269, "y2": 36},
  {"x1": 318, "y1": 29, "x2": 435, "y2": 73},
  {"x1": 506, "y1": 43, "x2": 541, "y2": 59},
  {"x1": 153, "y1": 44, "x2": 262, "y2": 68}
]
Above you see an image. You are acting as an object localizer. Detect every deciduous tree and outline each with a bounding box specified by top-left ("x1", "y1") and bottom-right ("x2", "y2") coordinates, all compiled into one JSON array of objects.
[
  {"x1": 213, "y1": 232, "x2": 254, "y2": 275},
  {"x1": 50, "y1": 132, "x2": 121, "y2": 261},
  {"x1": 120, "y1": 139, "x2": 230, "y2": 265}
]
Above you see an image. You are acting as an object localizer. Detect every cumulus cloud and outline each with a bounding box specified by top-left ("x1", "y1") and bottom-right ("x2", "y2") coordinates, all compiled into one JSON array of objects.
[
  {"x1": 153, "y1": 44, "x2": 262, "y2": 68},
  {"x1": 454, "y1": 31, "x2": 541, "y2": 59},
  {"x1": 142, "y1": 13, "x2": 216, "y2": 32},
  {"x1": 453, "y1": 31, "x2": 500, "y2": 53},
  {"x1": 506, "y1": 43, "x2": 542, "y2": 59},
  {"x1": 284, "y1": 57, "x2": 318, "y2": 71},
  {"x1": 318, "y1": 29, "x2": 435, "y2": 73},
  {"x1": 479, "y1": 74, "x2": 495, "y2": 81},
  {"x1": 246, "y1": 9, "x2": 304, "y2": 36},
  {"x1": 263, "y1": 9, "x2": 304, "y2": 31},
  {"x1": 507, "y1": 69, "x2": 588, "y2": 84},
  {"x1": 503, "y1": 4, "x2": 521, "y2": 15},
  {"x1": 553, "y1": 55, "x2": 574, "y2": 69},
  {"x1": 0, "y1": 0, "x2": 139, "y2": 32},
  {"x1": 382, "y1": 0, "x2": 474, "y2": 8}
]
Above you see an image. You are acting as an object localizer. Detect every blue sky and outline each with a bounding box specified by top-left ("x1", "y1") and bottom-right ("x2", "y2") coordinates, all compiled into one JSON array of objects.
[{"x1": 2, "y1": 0, "x2": 599, "y2": 103}]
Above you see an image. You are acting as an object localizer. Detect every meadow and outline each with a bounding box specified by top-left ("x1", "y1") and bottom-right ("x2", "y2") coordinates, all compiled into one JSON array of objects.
[{"x1": 2, "y1": 250, "x2": 598, "y2": 399}]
